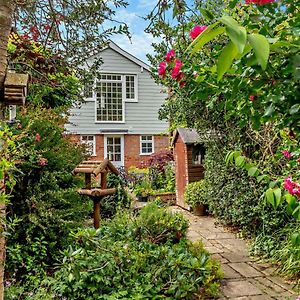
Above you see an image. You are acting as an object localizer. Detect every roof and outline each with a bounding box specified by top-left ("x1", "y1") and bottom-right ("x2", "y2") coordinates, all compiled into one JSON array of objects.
[
  {"x1": 171, "y1": 128, "x2": 201, "y2": 146},
  {"x1": 108, "y1": 41, "x2": 151, "y2": 72}
]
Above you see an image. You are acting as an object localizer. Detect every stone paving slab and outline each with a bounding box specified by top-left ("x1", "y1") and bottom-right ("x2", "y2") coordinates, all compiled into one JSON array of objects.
[{"x1": 170, "y1": 207, "x2": 298, "y2": 299}]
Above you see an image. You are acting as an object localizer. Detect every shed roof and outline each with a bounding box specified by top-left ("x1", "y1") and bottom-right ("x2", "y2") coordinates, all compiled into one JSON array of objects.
[{"x1": 172, "y1": 128, "x2": 201, "y2": 146}]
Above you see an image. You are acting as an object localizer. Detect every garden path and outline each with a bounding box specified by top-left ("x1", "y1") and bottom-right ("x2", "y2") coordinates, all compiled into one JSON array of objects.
[{"x1": 171, "y1": 207, "x2": 298, "y2": 300}]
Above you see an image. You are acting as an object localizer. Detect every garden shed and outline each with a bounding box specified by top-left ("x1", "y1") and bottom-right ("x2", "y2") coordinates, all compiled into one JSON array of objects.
[{"x1": 172, "y1": 128, "x2": 205, "y2": 208}]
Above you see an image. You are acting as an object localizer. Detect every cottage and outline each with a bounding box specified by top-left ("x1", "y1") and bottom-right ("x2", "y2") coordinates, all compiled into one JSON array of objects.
[
  {"x1": 172, "y1": 128, "x2": 205, "y2": 208},
  {"x1": 65, "y1": 41, "x2": 169, "y2": 168}
]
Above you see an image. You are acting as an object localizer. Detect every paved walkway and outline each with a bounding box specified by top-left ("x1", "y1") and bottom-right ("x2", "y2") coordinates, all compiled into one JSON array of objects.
[{"x1": 171, "y1": 207, "x2": 298, "y2": 300}]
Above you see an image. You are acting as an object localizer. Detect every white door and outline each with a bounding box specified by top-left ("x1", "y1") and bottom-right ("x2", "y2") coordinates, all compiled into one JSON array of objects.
[{"x1": 104, "y1": 135, "x2": 124, "y2": 167}]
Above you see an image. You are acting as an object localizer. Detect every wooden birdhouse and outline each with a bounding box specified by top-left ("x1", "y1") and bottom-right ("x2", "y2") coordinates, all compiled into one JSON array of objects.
[{"x1": 4, "y1": 72, "x2": 29, "y2": 106}]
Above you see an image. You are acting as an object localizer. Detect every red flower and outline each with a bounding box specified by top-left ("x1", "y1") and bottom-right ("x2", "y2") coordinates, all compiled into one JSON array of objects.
[
  {"x1": 165, "y1": 50, "x2": 176, "y2": 62},
  {"x1": 171, "y1": 59, "x2": 183, "y2": 79},
  {"x1": 282, "y1": 150, "x2": 291, "y2": 159},
  {"x1": 35, "y1": 133, "x2": 41, "y2": 142},
  {"x1": 246, "y1": 0, "x2": 275, "y2": 4},
  {"x1": 179, "y1": 81, "x2": 186, "y2": 88},
  {"x1": 190, "y1": 25, "x2": 208, "y2": 40},
  {"x1": 297, "y1": 157, "x2": 300, "y2": 164},
  {"x1": 249, "y1": 95, "x2": 255, "y2": 101},
  {"x1": 158, "y1": 62, "x2": 167, "y2": 77}
]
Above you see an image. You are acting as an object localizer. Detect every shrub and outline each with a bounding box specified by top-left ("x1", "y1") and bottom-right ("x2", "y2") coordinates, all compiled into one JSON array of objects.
[
  {"x1": 6, "y1": 203, "x2": 221, "y2": 299},
  {"x1": 184, "y1": 180, "x2": 207, "y2": 208}
]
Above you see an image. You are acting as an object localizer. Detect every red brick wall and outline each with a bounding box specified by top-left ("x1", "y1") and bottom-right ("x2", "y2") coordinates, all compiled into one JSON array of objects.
[
  {"x1": 69, "y1": 133, "x2": 169, "y2": 169},
  {"x1": 124, "y1": 134, "x2": 169, "y2": 168}
]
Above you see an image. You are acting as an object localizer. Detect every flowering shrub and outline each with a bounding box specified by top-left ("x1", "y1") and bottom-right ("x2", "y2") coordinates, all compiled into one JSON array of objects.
[{"x1": 147, "y1": 0, "x2": 300, "y2": 286}]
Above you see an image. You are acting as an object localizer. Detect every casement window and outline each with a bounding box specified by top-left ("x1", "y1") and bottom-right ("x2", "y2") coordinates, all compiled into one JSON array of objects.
[
  {"x1": 140, "y1": 135, "x2": 154, "y2": 155},
  {"x1": 86, "y1": 73, "x2": 138, "y2": 123},
  {"x1": 81, "y1": 135, "x2": 96, "y2": 156}
]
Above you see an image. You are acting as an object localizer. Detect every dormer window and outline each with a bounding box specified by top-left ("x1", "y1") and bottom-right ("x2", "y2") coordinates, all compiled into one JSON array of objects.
[{"x1": 85, "y1": 73, "x2": 137, "y2": 123}]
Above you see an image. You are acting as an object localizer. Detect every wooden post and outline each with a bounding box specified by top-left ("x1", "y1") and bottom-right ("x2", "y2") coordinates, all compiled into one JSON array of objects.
[
  {"x1": 93, "y1": 199, "x2": 100, "y2": 229},
  {"x1": 85, "y1": 173, "x2": 91, "y2": 189}
]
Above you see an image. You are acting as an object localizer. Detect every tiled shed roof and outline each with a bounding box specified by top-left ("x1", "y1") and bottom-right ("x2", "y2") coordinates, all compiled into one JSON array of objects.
[{"x1": 172, "y1": 128, "x2": 201, "y2": 145}]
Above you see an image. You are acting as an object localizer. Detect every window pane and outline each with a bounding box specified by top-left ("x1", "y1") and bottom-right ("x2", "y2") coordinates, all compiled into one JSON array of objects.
[
  {"x1": 96, "y1": 75, "x2": 123, "y2": 122},
  {"x1": 125, "y1": 75, "x2": 135, "y2": 100}
]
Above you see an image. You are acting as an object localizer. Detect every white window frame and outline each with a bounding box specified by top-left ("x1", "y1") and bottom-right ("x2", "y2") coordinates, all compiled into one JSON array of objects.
[
  {"x1": 80, "y1": 135, "x2": 96, "y2": 156},
  {"x1": 90, "y1": 72, "x2": 138, "y2": 124},
  {"x1": 140, "y1": 135, "x2": 154, "y2": 155}
]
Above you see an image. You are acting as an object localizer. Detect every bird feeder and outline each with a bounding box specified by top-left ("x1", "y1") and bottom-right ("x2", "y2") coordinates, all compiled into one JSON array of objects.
[
  {"x1": 4, "y1": 72, "x2": 29, "y2": 106},
  {"x1": 73, "y1": 159, "x2": 119, "y2": 228}
]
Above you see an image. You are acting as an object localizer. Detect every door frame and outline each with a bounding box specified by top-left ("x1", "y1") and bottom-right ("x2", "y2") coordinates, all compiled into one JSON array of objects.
[{"x1": 104, "y1": 134, "x2": 124, "y2": 167}]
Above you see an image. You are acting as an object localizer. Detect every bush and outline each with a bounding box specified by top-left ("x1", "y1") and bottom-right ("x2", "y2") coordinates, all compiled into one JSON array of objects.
[
  {"x1": 6, "y1": 203, "x2": 221, "y2": 299},
  {"x1": 184, "y1": 180, "x2": 207, "y2": 208}
]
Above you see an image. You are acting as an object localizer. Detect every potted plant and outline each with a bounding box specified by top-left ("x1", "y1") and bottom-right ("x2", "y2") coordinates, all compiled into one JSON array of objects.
[
  {"x1": 134, "y1": 180, "x2": 153, "y2": 202},
  {"x1": 184, "y1": 180, "x2": 208, "y2": 216}
]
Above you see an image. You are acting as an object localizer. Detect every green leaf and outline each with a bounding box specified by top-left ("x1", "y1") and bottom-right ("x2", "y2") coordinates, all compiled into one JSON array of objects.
[
  {"x1": 248, "y1": 34, "x2": 270, "y2": 70},
  {"x1": 269, "y1": 181, "x2": 278, "y2": 189},
  {"x1": 220, "y1": 16, "x2": 247, "y2": 54},
  {"x1": 265, "y1": 188, "x2": 275, "y2": 209},
  {"x1": 289, "y1": 104, "x2": 300, "y2": 115},
  {"x1": 235, "y1": 43, "x2": 252, "y2": 60},
  {"x1": 257, "y1": 174, "x2": 269, "y2": 183},
  {"x1": 217, "y1": 41, "x2": 239, "y2": 81},
  {"x1": 291, "y1": 232, "x2": 300, "y2": 246},
  {"x1": 235, "y1": 155, "x2": 245, "y2": 168},
  {"x1": 248, "y1": 167, "x2": 259, "y2": 177},
  {"x1": 189, "y1": 23, "x2": 225, "y2": 54},
  {"x1": 292, "y1": 205, "x2": 300, "y2": 221},
  {"x1": 264, "y1": 104, "x2": 275, "y2": 117},
  {"x1": 200, "y1": 8, "x2": 214, "y2": 21},
  {"x1": 225, "y1": 151, "x2": 234, "y2": 166},
  {"x1": 273, "y1": 188, "x2": 282, "y2": 209}
]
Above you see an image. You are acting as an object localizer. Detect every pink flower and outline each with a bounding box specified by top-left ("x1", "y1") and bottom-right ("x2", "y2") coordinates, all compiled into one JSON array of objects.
[
  {"x1": 17, "y1": 123, "x2": 22, "y2": 129},
  {"x1": 158, "y1": 62, "x2": 167, "y2": 77},
  {"x1": 171, "y1": 59, "x2": 183, "y2": 79},
  {"x1": 284, "y1": 177, "x2": 300, "y2": 197},
  {"x1": 176, "y1": 72, "x2": 184, "y2": 82},
  {"x1": 38, "y1": 157, "x2": 48, "y2": 167},
  {"x1": 35, "y1": 133, "x2": 41, "y2": 142},
  {"x1": 190, "y1": 25, "x2": 208, "y2": 40},
  {"x1": 165, "y1": 50, "x2": 176, "y2": 62},
  {"x1": 249, "y1": 95, "x2": 255, "y2": 101},
  {"x1": 282, "y1": 150, "x2": 291, "y2": 159}
]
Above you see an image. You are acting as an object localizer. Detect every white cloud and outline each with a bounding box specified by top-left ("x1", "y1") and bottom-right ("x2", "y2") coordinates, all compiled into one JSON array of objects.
[
  {"x1": 114, "y1": 9, "x2": 138, "y2": 27},
  {"x1": 112, "y1": 32, "x2": 161, "y2": 63}
]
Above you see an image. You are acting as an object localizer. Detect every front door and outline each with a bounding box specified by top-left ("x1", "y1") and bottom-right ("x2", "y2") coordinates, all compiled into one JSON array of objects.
[{"x1": 104, "y1": 135, "x2": 124, "y2": 167}]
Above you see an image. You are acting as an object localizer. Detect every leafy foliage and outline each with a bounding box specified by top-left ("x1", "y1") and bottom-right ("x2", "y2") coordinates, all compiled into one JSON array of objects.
[
  {"x1": 6, "y1": 204, "x2": 221, "y2": 299},
  {"x1": 184, "y1": 180, "x2": 207, "y2": 208},
  {"x1": 146, "y1": 0, "x2": 300, "y2": 285}
]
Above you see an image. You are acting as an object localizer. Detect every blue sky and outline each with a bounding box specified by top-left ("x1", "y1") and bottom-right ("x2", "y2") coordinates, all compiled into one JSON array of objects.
[{"x1": 110, "y1": 0, "x2": 162, "y2": 64}]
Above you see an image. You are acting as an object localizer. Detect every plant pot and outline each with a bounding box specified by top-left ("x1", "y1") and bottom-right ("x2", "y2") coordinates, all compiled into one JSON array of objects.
[{"x1": 193, "y1": 204, "x2": 206, "y2": 216}]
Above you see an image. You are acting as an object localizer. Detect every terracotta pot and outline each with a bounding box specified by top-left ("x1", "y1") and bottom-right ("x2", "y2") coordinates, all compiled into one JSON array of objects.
[{"x1": 193, "y1": 204, "x2": 206, "y2": 216}]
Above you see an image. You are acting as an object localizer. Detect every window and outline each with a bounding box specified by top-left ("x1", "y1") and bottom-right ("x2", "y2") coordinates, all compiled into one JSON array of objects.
[
  {"x1": 140, "y1": 135, "x2": 154, "y2": 155},
  {"x1": 192, "y1": 144, "x2": 205, "y2": 165},
  {"x1": 125, "y1": 75, "x2": 136, "y2": 101},
  {"x1": 95, "y1": 73, "x2": 137, "y2": 122},
  {"x1": 81, "y1": 135, "x2": 96, "y2": 156}
]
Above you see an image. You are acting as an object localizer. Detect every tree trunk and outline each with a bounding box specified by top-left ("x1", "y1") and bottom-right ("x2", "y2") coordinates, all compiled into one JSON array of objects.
[{"x1": 0, "y1": 2, "x2": 16, "y2": 299}]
